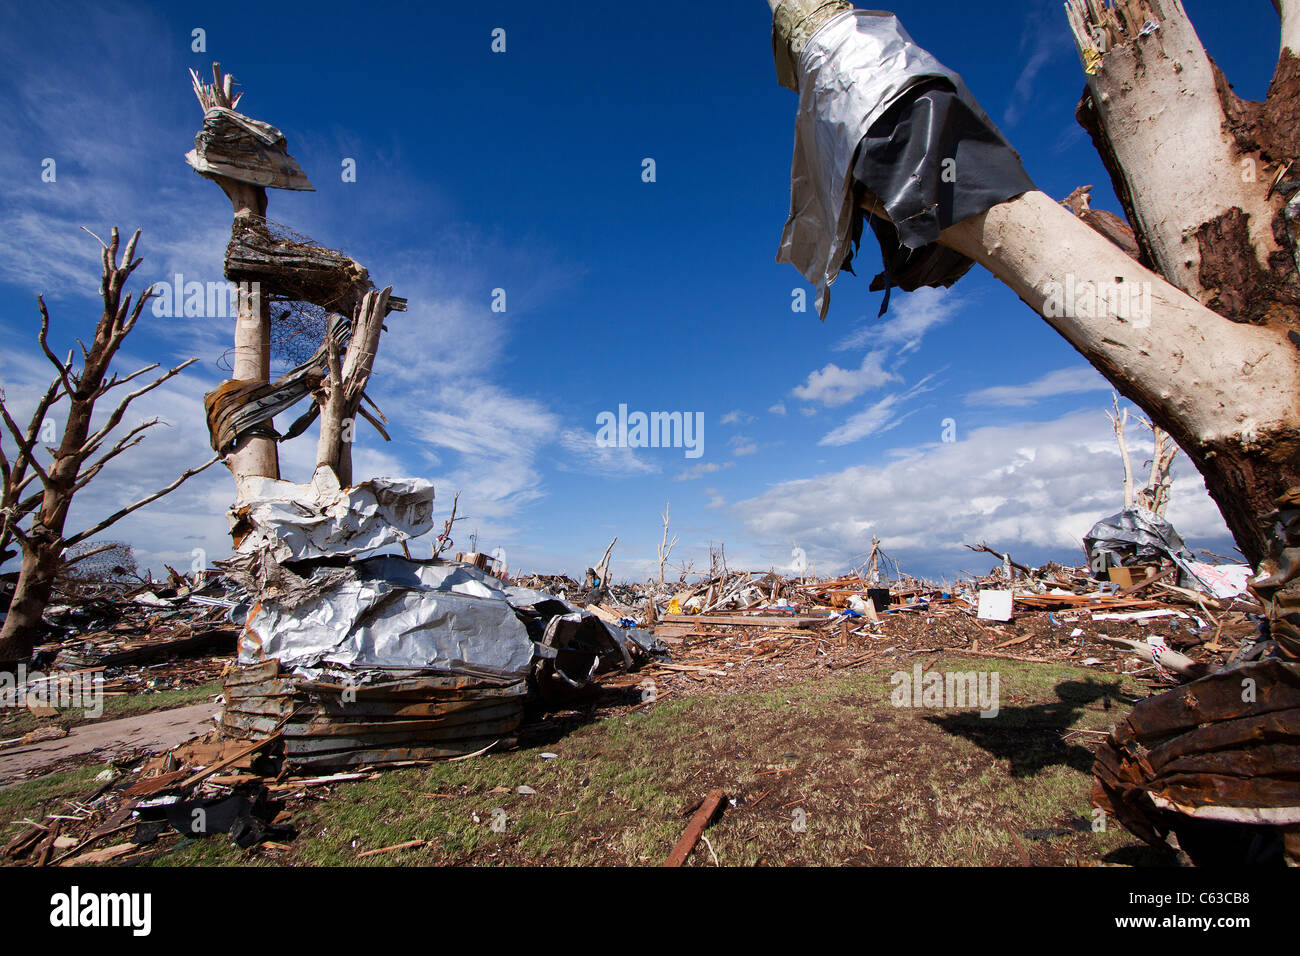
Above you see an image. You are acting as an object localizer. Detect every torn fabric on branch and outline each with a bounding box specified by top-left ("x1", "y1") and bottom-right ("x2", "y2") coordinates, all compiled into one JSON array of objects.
[{"x1": 777, "y1": 10, "x2": 1034, "y2": 318}]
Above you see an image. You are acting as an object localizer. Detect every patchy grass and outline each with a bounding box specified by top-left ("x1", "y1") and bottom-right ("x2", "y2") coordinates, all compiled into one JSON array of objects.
[
  {"x1": 0, "y1": 680, "x2": 221, "y2": 741},
  {"x1": 0, "y1": 764, "x2": 108, "y2": 838},
  {"x1": 154, "y1": 656, "x2": 1166, "y2": 866}
]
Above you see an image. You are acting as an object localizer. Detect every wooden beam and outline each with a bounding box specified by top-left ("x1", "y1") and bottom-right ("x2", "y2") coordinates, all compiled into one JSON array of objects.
[{"x1": 664, "y1": 789, "x2": 727, "y2": 866}]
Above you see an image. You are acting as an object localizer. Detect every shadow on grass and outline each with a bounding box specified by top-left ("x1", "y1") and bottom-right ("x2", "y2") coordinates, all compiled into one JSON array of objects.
[
  {"x1": 922, "y1": 678, "x2": 1130, "y2": 777},
  {"x1": 515, "y1": 685, "x2": 645, "y2": 750}
]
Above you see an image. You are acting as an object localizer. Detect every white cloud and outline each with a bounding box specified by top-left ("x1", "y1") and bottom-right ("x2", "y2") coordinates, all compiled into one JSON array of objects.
[
  {"x1": 673, "y1": 461, "x2": 734, "y2": 482},
  {"x1": 731, "y1": 408, "x2": 1233, "y2": 578},
  {"x1": 835, "y1": 287, "x2": 963, "y2": 355},
  {"x1": 720, "y1": 409, "x2": 754, "y2": 426},
  {"x1": 769, "y1": 402, "x2": 787, "y2": 416},
  {"x1": 729, "y1": 435, "x2": 758, "y2": 457},
  {"x1": 820, "y1": 374, "x2": 937, "y2": 446},
  {"x1": 965, "y1": 366, "x2": 1112, "y2": 407},
  {"x1": 792, "y1": 350, "x2": 899, "y2": 407}
]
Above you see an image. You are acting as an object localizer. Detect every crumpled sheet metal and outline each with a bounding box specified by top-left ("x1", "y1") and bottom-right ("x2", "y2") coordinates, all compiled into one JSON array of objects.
[
  {"x1": 777, "y1": 10, "x2": 1032, "y2": 318},
  {"x1": 1092, "y1": 658, "x2": 1300, "y2": 862},
  {"x1": 186, "y1": 106, "x2": 314, "y2": 191},
  {"x1": 240, "y1": 556, "x2": 537, "y2": 677},
  {"x1": 231, "y1": 466, "x2": 434, "y2": 562},
  {"x1": 1083, "y1": 507, "x2": 1209, "y2": 592},
  {"x1": 237, "y1": 554, "x2": 658, "y2": 685}
]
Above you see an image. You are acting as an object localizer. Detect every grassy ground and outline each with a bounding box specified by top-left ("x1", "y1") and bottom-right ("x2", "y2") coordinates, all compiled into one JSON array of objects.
[
  {"x1": 124, "y1": 655, "x2": 1167, "y2": 867},
  {"x1": 0, "y1": 765, "x2": 107, "y2": 828},
  {"x1": 0, "y1": 680, "x2": 221, "y2": 741}
]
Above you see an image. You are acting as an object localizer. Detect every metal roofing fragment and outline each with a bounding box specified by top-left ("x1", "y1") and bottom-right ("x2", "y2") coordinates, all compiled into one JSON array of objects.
[{"x1": 229, "y1": 466, "x2": 435, "y2": 562}]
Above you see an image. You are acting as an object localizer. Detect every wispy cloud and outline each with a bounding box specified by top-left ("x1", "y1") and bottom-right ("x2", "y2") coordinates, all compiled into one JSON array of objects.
[
  {"x1": 729, "y1": 435, "x2": 758, "y2": 457},
  {"x1": 835, "y1": 287, "x2": 963, "y2": 355},
  {"x1": 557, "y1": 427, "x2": 659, "y2": 478},
  {"x1": 965, "y1": 366, "x2": 1111, "y2": 407},
  {"x1": 733, "y1": 409, "x2": 1231, "y2": 576},
  {"x1": 820, "y1": 374, "x2": 938, "y2": 446},
  {"x1": 673, "y1": 461, "x2": 734, "y2": 482},
  {"x1": 1002, "y1": 2, "x2": 1073, "y2": 129}
]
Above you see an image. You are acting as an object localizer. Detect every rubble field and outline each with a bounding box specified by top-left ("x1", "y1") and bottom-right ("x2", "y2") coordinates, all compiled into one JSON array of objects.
[{"x1": 0, "y1": 553, "x2": 1265, "y2": 866}]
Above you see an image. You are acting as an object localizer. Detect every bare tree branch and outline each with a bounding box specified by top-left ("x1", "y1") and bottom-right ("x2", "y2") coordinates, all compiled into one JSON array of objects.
[
  {"x1": 1105, "y1": 393, "x2": 1136, "y2": 509},
  {"x1": 0, "y1": 398, "x2": 50, "y2": 489},
  {"x1": 73, "y1": 419, "x2": 166, "y2": 492},
  {"x1": 61, "y1": 541, "x2": 118, "y2": 567},
  {"x1": 37, "y1": 297, "x2": 75, "y2": 396},
  {"x1": 64, "y1": 454, "x2": 221, "y2": 549},
  {"x1": 79, "y1": 358, "x2": 198, "y2": 459},
  {"x1": 95, "y1": 361, "x2": 161, "y2": 399}
]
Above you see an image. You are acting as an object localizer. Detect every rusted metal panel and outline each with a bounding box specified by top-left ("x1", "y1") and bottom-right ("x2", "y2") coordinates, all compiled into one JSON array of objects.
[
  {"x1": 282, "y1": 716, "x2": 523, "y2": 755},
  {"x1": 1093, "y1": 658, "x2": 1300, "y2": 860},
  {"x1": 287, "y1": 737, "x2": 515, "y2": 769},
  {"x1": 285, "y1": 703, "x2": 523, "y2": 739},
  {"x1": 222, "y1": 661, "x2": 528, "y2": 769}
]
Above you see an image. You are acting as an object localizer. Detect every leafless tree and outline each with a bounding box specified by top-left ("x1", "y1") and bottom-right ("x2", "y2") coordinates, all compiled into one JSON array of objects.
[
  {"x1": 766, "y1": 0, "x2": 1300, "y2": 860},
  {"x1": 657, "y1": 502, "x2": 679, "y2": 586},
  {"x1": 1107, "y1": 394, "x2": 1179, "y2": 517},
  {"x1": 0, "y1": 228, "x2": 219, "y2": 668},
  {"x1": 315, "y1": 287, "x2": 392, "y2": 488}
]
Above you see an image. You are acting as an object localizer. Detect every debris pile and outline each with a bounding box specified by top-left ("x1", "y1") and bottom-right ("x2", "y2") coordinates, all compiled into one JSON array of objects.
[{"x1": 215, "y1": 470, "x2": 662, "y2": 769}]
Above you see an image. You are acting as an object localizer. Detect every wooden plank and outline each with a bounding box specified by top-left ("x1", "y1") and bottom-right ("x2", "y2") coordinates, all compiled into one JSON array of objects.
[
  {"x1": 222, "y1": 660, "x2": 281, "y2": 686},
  {"x1": 284, "y1": 702, "x2": 523, "y2": 739},
  {"x1": 661, "y1": 614, "x2": 821, "y2": 628},
  {"x1": 221, "y1": 712, "x2": 286, "y2": 736},
  {"x1": 178, "y1": 733, "x2": 281, "y2": 790},
  {"x1": 303, "y1": 696, "x2": 513, "y2": 719},
  {"x1": 357, "y1": 839, "x2": 427, "y2": 859},
  {"x1": 664, "y1": 789, "x2": 727, "y2": 866}
]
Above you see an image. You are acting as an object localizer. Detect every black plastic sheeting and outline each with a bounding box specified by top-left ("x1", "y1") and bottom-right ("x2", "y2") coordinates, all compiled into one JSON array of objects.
[
  {"x1": 852, "y1": 78, "x2": 1035, "y2": 312},
  {"x1": 776, "y1": 9, "x2": 1036, "y2": 319},
  {"x1": 1083, "y1": 508, "x2": 1203, "y2": 589}
]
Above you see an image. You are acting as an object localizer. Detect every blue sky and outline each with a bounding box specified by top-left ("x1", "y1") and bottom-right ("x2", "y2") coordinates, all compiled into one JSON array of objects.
[{"x1": 0, "y1": 0, "x2": 1278, "y2": 583}]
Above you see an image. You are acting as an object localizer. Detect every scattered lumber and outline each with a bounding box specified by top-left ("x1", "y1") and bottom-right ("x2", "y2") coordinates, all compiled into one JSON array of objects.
[{"x1": 664, "y1": 789, "x2": 727, "y2": 866}]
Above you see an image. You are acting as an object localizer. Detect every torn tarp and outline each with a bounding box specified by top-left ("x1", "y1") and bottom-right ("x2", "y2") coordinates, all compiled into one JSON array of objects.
[
  {"x1": 1083, "y1": 508, "x2": 1211, "y2": 592},
  {"x1": 230, "y1": 465, "x2": 434, "y2": 561},
  {"x1": 777, "y1": 10, "x2": 1034, "y2": 318}
]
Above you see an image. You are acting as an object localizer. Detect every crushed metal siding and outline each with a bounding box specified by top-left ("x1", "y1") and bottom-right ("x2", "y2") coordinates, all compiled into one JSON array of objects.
[{"x1": 1092, "y1": 658, "x2": 1300, "y2": 863}]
